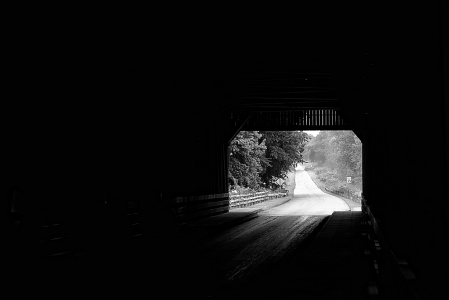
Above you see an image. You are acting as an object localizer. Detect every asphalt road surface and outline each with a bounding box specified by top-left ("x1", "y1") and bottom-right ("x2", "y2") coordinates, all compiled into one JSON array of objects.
[
  {"x1": 168, "y1": 164, "x2": 352, "y2": 299},
  {"x1": 264, "y1": 164, "x2": 350, "y2": 216}
]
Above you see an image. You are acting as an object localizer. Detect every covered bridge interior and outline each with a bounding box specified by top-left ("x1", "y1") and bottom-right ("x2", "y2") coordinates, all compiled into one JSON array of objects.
[{"x1": 6, "y1": 3, "x2": 449, "y2": 299}]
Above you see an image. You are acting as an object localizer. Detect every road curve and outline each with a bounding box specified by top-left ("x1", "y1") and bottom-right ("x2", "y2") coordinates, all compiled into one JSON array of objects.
[{"x1": 260, "y1": 164, "x2": 350, "y2": 216}]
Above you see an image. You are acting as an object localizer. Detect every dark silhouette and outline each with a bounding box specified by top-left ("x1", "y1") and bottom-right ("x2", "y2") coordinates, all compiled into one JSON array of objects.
[{"x1": 5, "y1": 4, "x2": 448, "y2": 299}]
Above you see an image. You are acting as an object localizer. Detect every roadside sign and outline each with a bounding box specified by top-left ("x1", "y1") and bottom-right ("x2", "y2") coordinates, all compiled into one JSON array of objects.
[{"x1": 276, "y1": 178, "x2": 284, "y2": 185}]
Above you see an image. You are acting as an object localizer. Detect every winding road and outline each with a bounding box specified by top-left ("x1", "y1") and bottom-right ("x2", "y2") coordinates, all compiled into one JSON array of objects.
[{"x1": 262, "y1": 164, "x2": 350, "y2": 216}]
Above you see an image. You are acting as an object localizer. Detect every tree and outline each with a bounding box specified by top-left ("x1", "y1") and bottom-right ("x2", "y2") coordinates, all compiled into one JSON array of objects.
[
  {"x1": 259, "y1": 131, "x2": 310, "y2": 188},
  {"x1": 304, "y1": 130, "x2": 362, "y2": 190},
  {"x1": 305, "y1": 131, "x2": 328, "y2": 165},
  {"x1": 333, "y1": 131, "x2": 362, "y2": 178},
  {"x1": 228, "y1": 131, "x2": 268, "y2": 190}
]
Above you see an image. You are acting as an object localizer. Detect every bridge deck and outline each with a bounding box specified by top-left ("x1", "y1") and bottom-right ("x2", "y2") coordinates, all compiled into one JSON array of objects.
[
  {"x1": 13, "y1": 208, "x2": 416, "y2": 299},
  {"x1": 188, "y1": 210, "x2": 410, "y2": 299},
  {"x1": 263, "y1": 211, "x2": 406, "y2": 299}
]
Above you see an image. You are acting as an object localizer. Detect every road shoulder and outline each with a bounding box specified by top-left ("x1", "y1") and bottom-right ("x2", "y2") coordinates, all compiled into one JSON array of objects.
[{"x1": 306, "y1": 168, "x2": 361, "y2": 211}]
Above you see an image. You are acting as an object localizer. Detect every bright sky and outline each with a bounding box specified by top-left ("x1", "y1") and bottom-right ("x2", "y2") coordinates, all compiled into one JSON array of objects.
[{"x1": 304, "y1": 130, "x2": 320, "y2": 137}]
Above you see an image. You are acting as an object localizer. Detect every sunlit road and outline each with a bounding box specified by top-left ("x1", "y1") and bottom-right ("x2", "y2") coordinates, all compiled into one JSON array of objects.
[
  {"x1": 262, "y1": 164, "x2": 350, "y2": 216},
  {"x1": 172, "y1": 164, "x2": 351, "y2": 299}
]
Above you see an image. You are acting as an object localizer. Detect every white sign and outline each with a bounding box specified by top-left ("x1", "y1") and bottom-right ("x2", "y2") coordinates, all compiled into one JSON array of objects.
[
  {"x1": 276, "y1": 178, "x2": 284, "y2": 185},
  {"x1": 346, "y1": 177, "x2": 352, "y2": 183}
]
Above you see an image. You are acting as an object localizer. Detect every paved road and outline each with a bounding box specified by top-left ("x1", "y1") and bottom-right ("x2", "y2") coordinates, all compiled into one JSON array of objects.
[
  {"x1": 262, "y1": 164, "x2": 350, "y2": 216},
  {"x1": 192, "y1": 215, "x2": 325, "y2": 298},
  {"x1": 166, "y1": 164, "x2": 352, "y2": 299}
]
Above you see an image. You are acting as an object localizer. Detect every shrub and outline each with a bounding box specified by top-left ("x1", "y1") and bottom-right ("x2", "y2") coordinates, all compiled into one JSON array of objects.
[
  {"x1": 314, "y1": 167, "x2": 327, "y2": 176},
  {"x1": 319, "y1": 171, "x2": 338, "y2": 183}
]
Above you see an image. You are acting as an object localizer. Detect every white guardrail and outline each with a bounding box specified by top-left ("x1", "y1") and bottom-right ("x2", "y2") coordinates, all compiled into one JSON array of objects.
[{"x1": 229, "y1": 190, "x2": 288, "y2": 209}]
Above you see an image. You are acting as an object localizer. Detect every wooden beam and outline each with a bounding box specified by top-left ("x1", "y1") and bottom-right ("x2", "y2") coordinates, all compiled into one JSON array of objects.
[
  {"x1": 228, "y1": 111, "x2": 253, "y2": 144},
  {"x1": 218, "y1": 86, "x2": 337, "y2": 92},
  {"x1": 225, "y1": 90, "x2": 336, "y2": 96},
  {"x1": 241, "y1": 125, "x2": 353, "y2": 131},
  {"x1": 228, "y1": 101, "x2": 340, "y2": 110}
]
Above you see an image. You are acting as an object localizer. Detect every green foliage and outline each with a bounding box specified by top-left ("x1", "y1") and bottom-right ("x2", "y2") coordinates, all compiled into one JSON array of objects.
[
  {"x1": 305, "y1": 132, "x2": 329, "y2": 166},
  {"x1": 229, "y1": 130, "x2": 310, "y2": 191},
  {"x1": 314, "y1": 166, "x2": 327, "y2": 176},
  {"x1": 305, "y1": 131, "x2": 362, "y2": 192},
  {"x1": 229, "y1": 131, "x2": 268, "y2": 190},
  {"x1": 259, "y1": 131, "x2": 310, "y2": 189}
]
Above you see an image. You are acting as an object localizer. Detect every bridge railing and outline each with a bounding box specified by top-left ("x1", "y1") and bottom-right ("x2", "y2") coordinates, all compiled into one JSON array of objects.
[
  {"x1": 361, "y1": 198, "x2": 428, "y2": 299},
  {"x1": 229, "y1": 190, "x2": 288, "y2": 209}
]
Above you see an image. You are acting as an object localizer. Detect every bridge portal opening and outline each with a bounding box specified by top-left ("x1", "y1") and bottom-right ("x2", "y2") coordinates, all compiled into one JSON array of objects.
[
  {"x1": 229, "y1": 130, "x2": 362, "y2": 213},
  {"x1": 216, "y1": 130, "x2": 364, "y2": 296}
]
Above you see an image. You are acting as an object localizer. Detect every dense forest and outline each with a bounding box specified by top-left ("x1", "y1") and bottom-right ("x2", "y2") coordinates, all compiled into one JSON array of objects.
[
  {"x1": 229, "y1": 131, "x2": 310, "y2": 192},
  {"x1": 304, "y1": 131, "x2": 362, "y2": 196}
]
